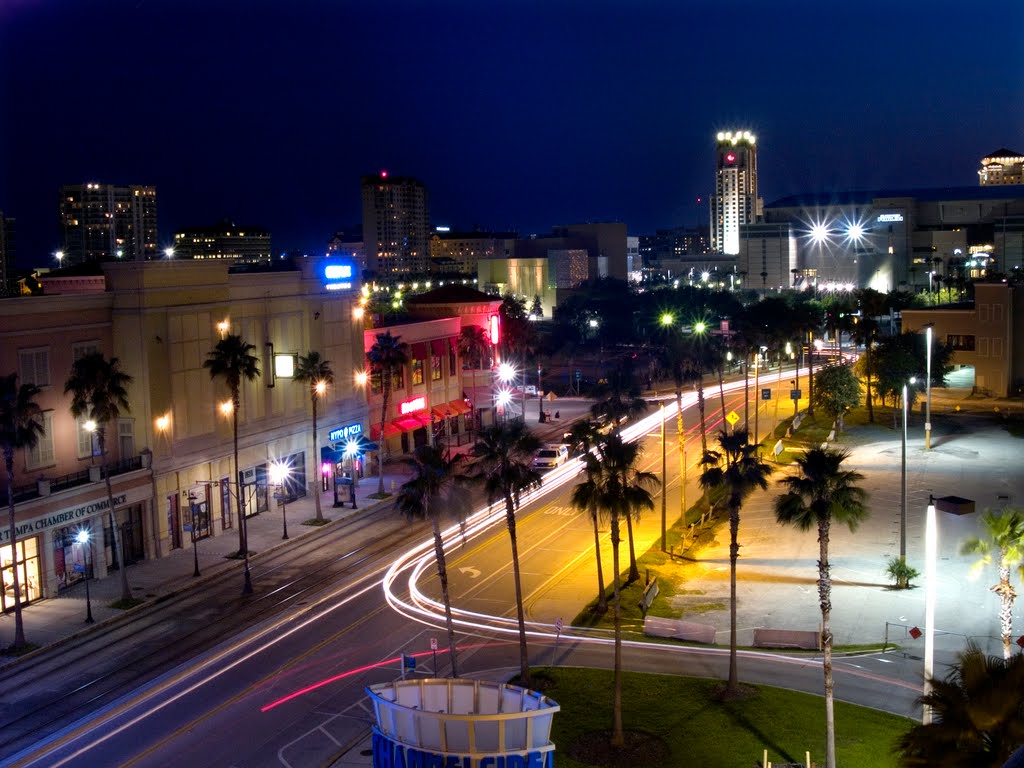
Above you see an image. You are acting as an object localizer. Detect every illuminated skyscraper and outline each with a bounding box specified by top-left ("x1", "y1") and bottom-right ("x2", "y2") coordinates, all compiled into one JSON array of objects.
[
  {"x1": 361, "y1": 172, "x2": 431, "y2": 275},
  {"x1": 59, "y1": 183, "x2": 158, "y2": 264},
  {"x1": 978, "y1": 148, "x2": 1024, "y2": 186},
  {"x1": 710, "y1": 130, "x2": 761, "y2": 255}
]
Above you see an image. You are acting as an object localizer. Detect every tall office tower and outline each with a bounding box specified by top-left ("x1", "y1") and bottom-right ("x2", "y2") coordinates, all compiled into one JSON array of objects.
[
  {"x1": 361, "y1": 172, "x2": 431, "y2": 275},
  {"x1": 710, "y1": 130, "x2": 762, "y2": 255},
  {"x1": 0, "y1": 212, "x2": 13, "y2": 295},
  {"x1": 978, "y1": 149, "x2": 1024, "y2": 186},
  {"x1": 59, "y1": 183, "x2": 158, "y2": 265}
]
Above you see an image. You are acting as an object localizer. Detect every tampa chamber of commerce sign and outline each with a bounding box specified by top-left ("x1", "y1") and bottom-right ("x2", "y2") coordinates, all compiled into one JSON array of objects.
[{"x1": 0, "y1": 494, "x2": 127, "y2": 545}]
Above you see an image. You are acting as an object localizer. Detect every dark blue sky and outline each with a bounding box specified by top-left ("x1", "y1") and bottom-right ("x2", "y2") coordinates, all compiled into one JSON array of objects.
[{"x1": 3, "y1": 0, "x2": 1022, "y2": 266}]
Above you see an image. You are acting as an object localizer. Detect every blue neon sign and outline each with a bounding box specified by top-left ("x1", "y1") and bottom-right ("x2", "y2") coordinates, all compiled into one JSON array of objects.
[
  {"x1": 324, "y1": 261, "x2": 355, "y2": 291},
  {"x1": 328, "y1": 422, "x2": 362, "y2": 443}
]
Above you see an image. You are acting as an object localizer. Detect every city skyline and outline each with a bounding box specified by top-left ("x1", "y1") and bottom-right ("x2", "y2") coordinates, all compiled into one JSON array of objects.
[{"x1": 2, "y1": 0, "x2": 1022, "y2": 267}]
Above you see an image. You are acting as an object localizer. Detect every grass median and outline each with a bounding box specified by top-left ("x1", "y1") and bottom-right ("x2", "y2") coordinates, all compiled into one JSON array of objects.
[{"x1": 538, "y1": 666, "x2": 911, "y2": 768}]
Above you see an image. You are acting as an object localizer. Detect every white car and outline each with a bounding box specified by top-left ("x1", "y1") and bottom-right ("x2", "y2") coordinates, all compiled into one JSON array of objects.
[{"x1": 532, "y1": 444, "x2": 569, "y2": 469}]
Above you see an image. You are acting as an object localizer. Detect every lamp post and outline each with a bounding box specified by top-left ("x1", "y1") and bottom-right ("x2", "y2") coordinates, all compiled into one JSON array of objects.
[
  {"x1": 660, "y1": 402, "x2": 667, "y2": 552},
  {"x1": 923, "y1": 494, "x2": 937, "y2": 724},
  {"x1": 270, "y1": 462, "x2": 290, "y2": 540},
  {"x1": 900, "y1": 377, "x2": 917, "y2": 563},
  {"x1": 221, "y1": 399, "x2": 252, "y2": 594},
  {"x1": 75, "y1": 529, "x2": 94, "y2": 624},
  {"x1": 344, "y1": 439, "x2": 360, "y2": 509},
  {"x1": 497, "y1": 362, "x2": 517, "y2": 422},
  {"x1": 924, "y1": 324, "x2": 934, "y2": 450}
]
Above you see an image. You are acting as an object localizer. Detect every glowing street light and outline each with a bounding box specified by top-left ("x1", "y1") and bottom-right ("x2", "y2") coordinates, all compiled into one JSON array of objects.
[
  {"x1": 269, "y1": 461, "x2": 291, "y2": 540},
  {"x1": 354, "y1": 370, "x2": 368, "y2": 388},
  {"x1": 55, "y1": 250, "x2": 65, "y2": 265},
  {"x1": 693, "y1": 321, "x2": 707, "y2": 334},
  {"x1": 343, "y1": 439, "x2": 360, "y2": 509},
  {"x1": 810, "y1": 223, "x2": 830, "y2": 244},
  {"x1": 497, "y1": 362, "x2": 517, "y2": 384},
  {"x1": 660, "y1": 313, "x2": 674, "y2": 327},
  {"x1": 164, "y1": 247, "x2": 175, "y2": 259},
  {"x1": 845, "y1": 222, "x2": 865, "y2": 242},
  {"x1": 219, "y1": 400, "x2": 233, "y2": 416},
  {"x1": 75, "y1": 529, "x2": 95, "y2": 623}
]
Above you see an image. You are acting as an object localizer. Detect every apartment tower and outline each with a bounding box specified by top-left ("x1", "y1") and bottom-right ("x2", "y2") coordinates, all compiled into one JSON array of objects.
[{"x1": 710, "y1": 130, "x2": 761, "y2": 255}]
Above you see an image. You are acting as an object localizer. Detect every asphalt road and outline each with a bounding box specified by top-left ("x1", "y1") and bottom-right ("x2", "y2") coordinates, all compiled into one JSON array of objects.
[{"x1": 2, "y1": 374, "x2": 943, "y2": 768}]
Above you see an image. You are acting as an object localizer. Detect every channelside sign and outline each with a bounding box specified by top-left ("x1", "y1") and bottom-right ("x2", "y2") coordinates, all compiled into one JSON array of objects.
[{"x1": 371, "y1": 729, "x2": 554, "y2": 768}]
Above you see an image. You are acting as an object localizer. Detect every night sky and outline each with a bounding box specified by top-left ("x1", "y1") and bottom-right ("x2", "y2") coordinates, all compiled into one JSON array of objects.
[{"x1": 3, "y1": 0, "x2": 1022, "y2": 266}]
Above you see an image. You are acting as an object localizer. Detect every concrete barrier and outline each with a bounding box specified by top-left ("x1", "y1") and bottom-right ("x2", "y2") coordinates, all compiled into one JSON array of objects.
[
  {"x1": 643, "y1": 616, "x2": 717, "y2": 644},
  {"x1": 752, "y1": 628, "x2": 820, "y2": 650}
]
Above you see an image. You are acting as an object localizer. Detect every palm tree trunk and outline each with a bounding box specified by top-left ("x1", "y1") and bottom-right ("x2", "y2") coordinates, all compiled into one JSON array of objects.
[
  {"x1": 625, "y1": 512, "x2": 639, "y2": 583},
  {"x1": 233, "y1": 395, "x2": 246, "y2": 556},
  {"x1": 819, "y1": 518, "x2": 836, "y2": 768},
  {"x1": 997, "y1": 560, "x2": 1014, "y2": 660},
  {"x1": 99, "y1": 429, "x2": 132, "y2": 602},
  {"x1": 5, "y1": 449, "x2": 26, "y2": 647},
  {"x1": 592, "y1": 511, "x2": 607, "y2": 612},
  {"x1": 807, "y1": 332, "x2": 815, "y2": 416},
  {"x1": 431, "y1": 515, "x2": 459, "y2": 677},
  {"x1": 311, "y1": 394, "x2": 324, "y2": 523},
  {"x1": 610, "y1": 511, "x2": 624, "y2": 748},
  {"x1": 727, "y1": 498, "x2": 740, "y2": 693},
  {"x1": 697, "y1": 381, "x2": 707, "y2": 457},
  {"x1": 865, "y1": 345, "x2": 875, "y2": 423},
  {"x1": 505, "y1": 495, "x2": 530, "y2": 685},
  {"x1": 377, "y1": 383, "x2": 390, "y2": 497}
]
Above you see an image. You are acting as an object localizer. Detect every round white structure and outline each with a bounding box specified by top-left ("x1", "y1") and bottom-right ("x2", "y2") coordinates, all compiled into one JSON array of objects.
[{"x1": 366, "y1": 678, "x2": 560, "y2": 768}]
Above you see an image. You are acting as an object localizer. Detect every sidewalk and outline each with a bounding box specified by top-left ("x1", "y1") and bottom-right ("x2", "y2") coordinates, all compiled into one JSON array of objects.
[
  {"x1": 0, "y1": 463, "x2": 416, "y2": 663},
  {"x1": 0, "y1": 405, "x2": 595, "y2": 664}
]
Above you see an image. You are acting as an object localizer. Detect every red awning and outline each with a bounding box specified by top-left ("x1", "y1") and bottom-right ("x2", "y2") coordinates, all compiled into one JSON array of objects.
[
  {"x1": 447, "y1": 399, "x2": 472, "y2": 415},
  {"x1": 370, "y1": 422, "x2": 402, "y2": 440},
  {"x1": 411, "y1": 342, "x2": 429, "y2": 359},
  {"x1": 432, "y1": 404, "x2": 454, "y2": 419},
  {"x1": 430, "y1": 339, "x2": 447, "y2": 356},
  {"x1": 395, "y1": 416, "x2": 426, "y2": 432}
]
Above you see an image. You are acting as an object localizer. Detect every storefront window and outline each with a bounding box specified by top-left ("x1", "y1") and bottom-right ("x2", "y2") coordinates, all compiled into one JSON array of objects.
[
  {"x1": 3, "y1": 537, "x2": 41, "y2": 610},
  {"x1": 412, "y1": 358, "x2": 424, "y2": 385},
  {"x1": 431, "y1": 355, "x2": 442, "y2": 381}
]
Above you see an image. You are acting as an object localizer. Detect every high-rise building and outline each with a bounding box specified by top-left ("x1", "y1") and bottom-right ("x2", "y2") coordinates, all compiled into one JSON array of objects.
[
  {"x1": 978, "y1": 149, "x2": 1024, "y2": 186},
  {"x1": 172, "y1": 220, "x2": 271, "y2": 264},
  {"x1": 59, "y1": 183, "x2": 158, "y2": 264},
  {"x1": 361, "y1": 172, "x2": 431, "y2": 275},
  {"x1": 429, "y1": 229, "x2": 517, "y2": 274},
  {"x1": 710, "y1": 131, "x2": 762, "y2": 255},
  {"x1": 0, "y1": 212, "x2": 13, "y2": 296}
]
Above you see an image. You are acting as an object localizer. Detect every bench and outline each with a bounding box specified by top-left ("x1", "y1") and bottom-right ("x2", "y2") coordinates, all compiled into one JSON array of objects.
[
  {"x1": 752, "y1": 628, "x2": 820, "y2": 650},
  {"x1": 643, "y1": 616, "x2": 717, "y2": 644}
]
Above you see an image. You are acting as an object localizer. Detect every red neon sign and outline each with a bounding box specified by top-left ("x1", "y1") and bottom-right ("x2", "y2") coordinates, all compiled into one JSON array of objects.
[
  {"x1": 489, "y1": 315, "x2": 500, "y2": 346},
  {"x1": 399, "y1": 396, "x2": 426, "y2": 415}
]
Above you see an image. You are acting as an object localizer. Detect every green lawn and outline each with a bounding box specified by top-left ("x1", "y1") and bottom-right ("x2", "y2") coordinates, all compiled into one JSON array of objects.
[{"x1": 539, "y1": 667, "x2": 911, "y2": 768}]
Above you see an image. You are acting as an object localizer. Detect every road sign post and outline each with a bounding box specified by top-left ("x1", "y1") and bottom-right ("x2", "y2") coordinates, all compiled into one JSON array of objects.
[
  {"x1": 430, "y1": 637, "x2": 438, "y2": 676},
  {"x1": 553, "y1": 617, "x2": 564, "y2": 665}
]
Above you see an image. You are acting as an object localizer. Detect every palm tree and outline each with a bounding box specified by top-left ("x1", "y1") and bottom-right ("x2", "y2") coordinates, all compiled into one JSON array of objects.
[
  {"x1": 591, "y1": 377, "x2": 649, "y2": 582},
  {"x1": 65, "y1": 352, "x2": 134, "y2": 603},
  {"x1": 852, "y1": 288, "x2": 888, "y2": 423},
  {"x1": 395, "y1": 445, "x2": 471, "y2": 676},
  {"x1": 0, "y1": 374, "x2": 43, "y2": 648},
  {"x1": 367, "y1": 331, "x2": 410, "y2": 497},
  {"x1": 469, "y1": 420, "x2": 542, "y2": 684},
  {"x1": 565, "y1": 419, "x2": 610, "y2": 613},
  {"x1": 961, "y1": 508, "x2": 1024, "y2": 660},
  {"x1": 203, "y1": 335, "x2": 261, "y2": 582},
  {"x1": 774, "y1": 447, "x2": 869, "y2": 768},
  {"x1": 293, "y1": 351, "x2": 334, "y2": 524},
  {"x1": 571, "y1": 433, "x2": 658, "y2": 747},
  {"x1": 698, "y1": 429, "x2": 773, "y2": 695},
  {"x1": 663, "y1": 334, "x2": 697, "y2": 520},
  {"x1": 790, "y1": 301, "x2": 824, "y2": 415},
  {"x1": 896, "y1": 642, "x2": 1024, "y2": 767}
]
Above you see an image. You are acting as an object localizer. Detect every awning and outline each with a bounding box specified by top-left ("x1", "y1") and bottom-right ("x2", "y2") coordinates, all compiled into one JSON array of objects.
[
  {"x1": 371, "y1": 422, "x2": 403, "y2": 440},
  {"x1": 432, "y1": 403, "x2": 454, "y2": 419},
  {"x1": 447, "y1": 399, "x2": 472, "y2": 415},
  {"x1": 430, "y1": 339, "x2": 447, "y2": 356},
  {"x1": 330, "y1": 435, "x2": 379, "y2": 455},
  {"x1": 395, "y1": 416, "x2": 427, "y2": 432},
  {"x1": 411, "y1": 342, "x2": 429, "y2": 358}
]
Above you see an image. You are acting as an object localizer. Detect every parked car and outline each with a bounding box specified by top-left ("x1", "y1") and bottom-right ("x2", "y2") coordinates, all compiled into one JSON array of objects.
[{"x1": 532, "y1": 444, "x2": 569, "y2": 469}]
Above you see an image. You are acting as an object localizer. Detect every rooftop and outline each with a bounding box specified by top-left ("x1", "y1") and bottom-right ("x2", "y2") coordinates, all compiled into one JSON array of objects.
[
  {"x1": 405, "y1": 284, "x2": 499, "y2": 304},
  {"x1": 767, "y1": 184, "x2": 1024, "y2": 209}
]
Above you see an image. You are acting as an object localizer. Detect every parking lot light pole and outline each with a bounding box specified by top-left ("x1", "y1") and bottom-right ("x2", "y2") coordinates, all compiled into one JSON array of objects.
[
  {"x1": 661, "y1": 402, "x2": 667, "y2": 552},
  {"x1": 75, "y1": 529, "x2": 94, "y2": 624},
  {"x1": 924, "y1": 324, "x2": 934, "y2": 450},
  {"x1": 900, "y1": 377, "x2": 916, "y2": 563}
]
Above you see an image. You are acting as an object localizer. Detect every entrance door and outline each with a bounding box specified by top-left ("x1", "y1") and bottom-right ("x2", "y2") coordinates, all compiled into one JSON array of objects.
[
  {"x1": 167, "y1": 492, "x2": 182, "y2": 550},
  {"x1": 1, "y1": 537, "x2": 40, "y2": 612}
]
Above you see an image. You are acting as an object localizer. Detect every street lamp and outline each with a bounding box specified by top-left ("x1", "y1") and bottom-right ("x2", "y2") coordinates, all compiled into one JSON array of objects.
[
  {"x1": 75, "y1": 529, "x2": 94, "y2": 624},
  {"x1": 660, "y1": 312, "x2": 674, "y2": 327},
  {"x1": 924, "y1": 324, "x2": 934, "y2": 450},
  {"x1": 164, "y1": 247, "x2": 175, "y2": 259},
  {"x1": 923, "y1": 494, "x2": 937, "y2": 724},
  {"x1": 55, "y1": 250, "x2": 65, "y2": 266},
  {"x1": 900, "y1": 377, "x2": 917, "y2": 563},
  {"x1": 344, "y1": 439, "x2": 360, "y2": 509},
  {"x1": 270, "y1": 461, "x2": 290, "y2": 540}
]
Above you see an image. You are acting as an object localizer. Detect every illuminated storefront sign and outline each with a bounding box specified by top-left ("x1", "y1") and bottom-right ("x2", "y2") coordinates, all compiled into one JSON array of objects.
[
  {"x1": 324, "y1": 261, "x2": 355, "y2": 291},
  {"x1": 0, "y1": 494, "x2": 128, "y2": 544},
  {"x1": 328, "y1": 422, "x2": 362, "y2": 442},
  {"x1": 399, "y1": 396, "x2": 427, "y2": 415},
  {"x1": 877, "y1": 213, "x2": 904, "y2": 223},
  {"x1": 372, "y1": 730, "x2": 553, "y2": 768}
]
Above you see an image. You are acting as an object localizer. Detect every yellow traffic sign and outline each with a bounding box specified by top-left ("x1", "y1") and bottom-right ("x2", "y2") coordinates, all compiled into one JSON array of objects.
[{"x1": 726, "y1": 410, "x2": 740, "y2": 425}]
